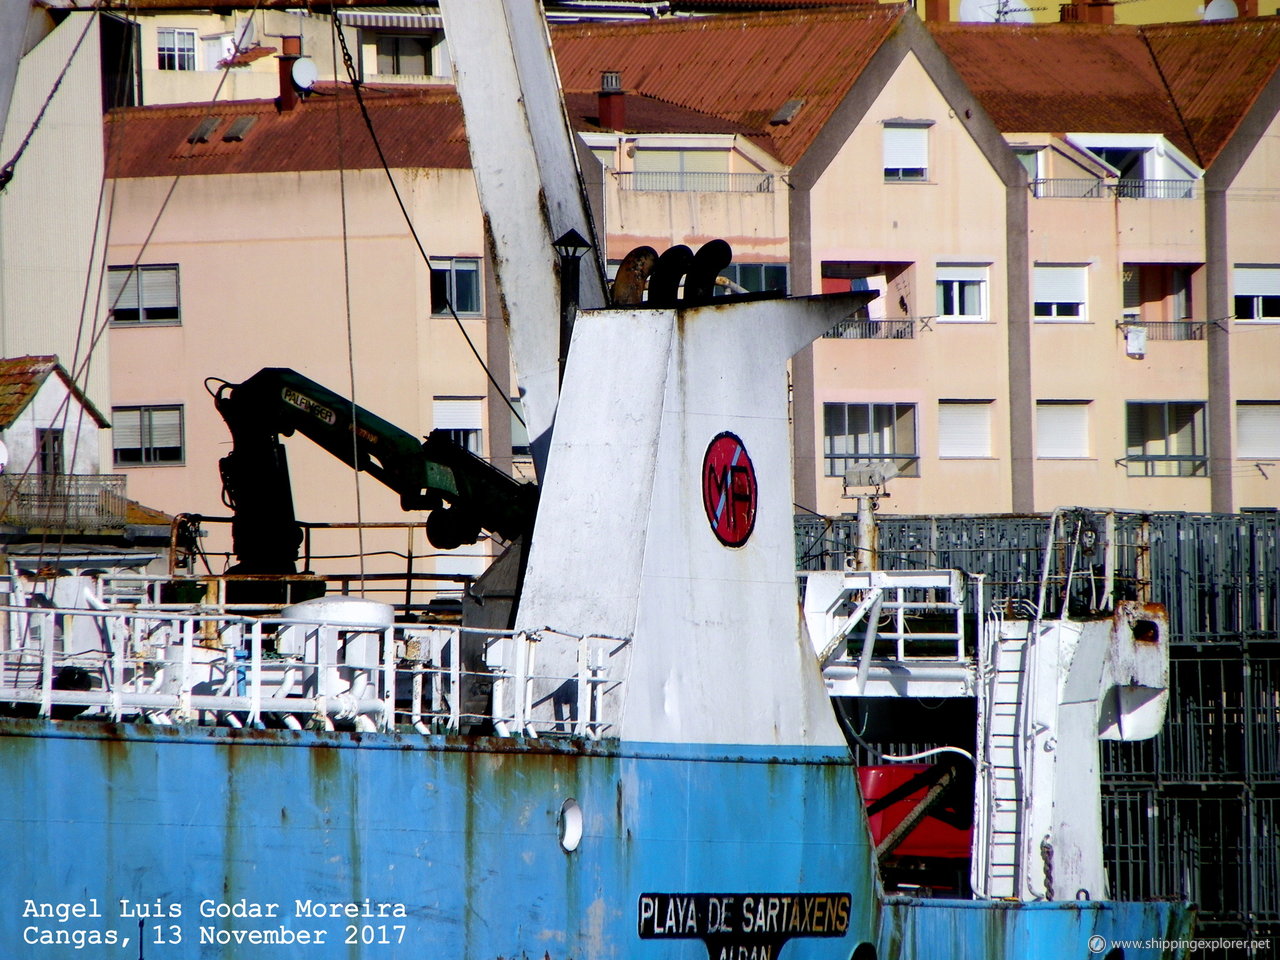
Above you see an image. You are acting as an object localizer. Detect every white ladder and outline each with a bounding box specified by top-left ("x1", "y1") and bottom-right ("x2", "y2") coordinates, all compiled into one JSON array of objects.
[{"x1": 973, "y1": 618, "x2": 1027, "y2": 898}]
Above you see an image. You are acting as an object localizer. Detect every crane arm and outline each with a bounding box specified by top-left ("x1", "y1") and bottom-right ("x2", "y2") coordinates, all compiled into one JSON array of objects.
[{"x1": 214, "y1": 368, "x2": 537, "y2": 573}]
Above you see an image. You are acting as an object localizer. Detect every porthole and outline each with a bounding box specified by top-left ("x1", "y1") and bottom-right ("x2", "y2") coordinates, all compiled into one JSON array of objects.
[{"x1": 559, "y1": 798, "x2": 583, "y2": 853}]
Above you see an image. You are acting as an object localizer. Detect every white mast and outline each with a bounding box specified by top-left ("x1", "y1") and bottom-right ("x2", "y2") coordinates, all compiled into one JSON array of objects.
[{"x1": 437, "y1": 0, "x2": 607, "y2": 475}]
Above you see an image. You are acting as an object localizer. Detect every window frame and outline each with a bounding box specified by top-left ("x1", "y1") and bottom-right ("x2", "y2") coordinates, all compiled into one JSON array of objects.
[
  {"x1": 108, "y1": 264, "x2": 182, "y2": 325},
  {"x1": 1237, "y1": 402, "x2": 1280, "y2": 459},
  {"x1": 433, "y1": 397, "x2": 484, "y2": 455},
  {"x1": 36, "y1": 428, "x2": 64, "y2": 475},
  {"x1": 375, "y1": 32, "x2": 442, "y2": 77},
  {"x1": 112, "y1": 405, "x2": 185, "y2": 467},
  {"x1": 937, "y1": 400, "x2": 993, "y2": 458},
  {"x1": 509, "y1": 398, "x2": 531, "y2": 458},
  {"x1": 935, "y1": 264, "x2": 988, "y2": 322},
  {"x1": 715, "y1": 263, "x2": 789, "y2": 296},
  {"x1": 1033, "y1": 264, "x2": 1088, "y2": 322},
  {"x1": 882, "y1": 121, "x2": 931, "y2": 183},
  {"x1": 1233, "y1": 265, "x2": 1280, "y2": 323},
  {"x1": 822, "y1": 402, "x2": 919, "y2": 479},
  {"x1": 1125, "y1": 401, "x2": 1207, "y2": 478},
  {"x1": 429, "y1": 258, "x2": 483, "y2": 317},
  {"x1": 157, "y1": 27, "x2": 197, "y2": 71},
  {"x1": 1035, "y1": 401, "x2": 1092, "y2": 459}
]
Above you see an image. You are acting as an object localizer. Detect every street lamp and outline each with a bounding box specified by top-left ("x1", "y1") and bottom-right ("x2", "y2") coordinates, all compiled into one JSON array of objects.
[{"x1": 553, "y1": 229, "x2": 591, "y2": 386}]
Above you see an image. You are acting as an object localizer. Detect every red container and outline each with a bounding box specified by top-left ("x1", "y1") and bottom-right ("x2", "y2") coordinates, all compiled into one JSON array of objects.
[{"x1": 857, "y1": 764, "x2": 972, "y2": 859}]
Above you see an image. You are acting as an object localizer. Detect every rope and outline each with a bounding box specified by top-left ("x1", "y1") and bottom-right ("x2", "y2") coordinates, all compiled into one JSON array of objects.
[
  {"x1": 330, "y1": 15, "x2": 368, "y2": 593},
  {"x1": 329, "y1": 10, "x2": 524, "y2": 427}
]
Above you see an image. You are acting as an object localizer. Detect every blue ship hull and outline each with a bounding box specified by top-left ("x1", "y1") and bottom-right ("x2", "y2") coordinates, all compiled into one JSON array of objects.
[{"x1": 2, "y1": 720, "x2": 1192, "y2": 959}]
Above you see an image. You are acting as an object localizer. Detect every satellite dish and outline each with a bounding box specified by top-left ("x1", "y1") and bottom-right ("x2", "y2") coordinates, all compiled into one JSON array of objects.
[
  {"x1": 1202, "y1": 0, "x2": 1237, "y2": 19},
  {"x1": 235, "y1": 16, "x2": 256, "y2": 49},
  {"x1": 291, "y1": 58, "x2": 318, "y2": 91}
]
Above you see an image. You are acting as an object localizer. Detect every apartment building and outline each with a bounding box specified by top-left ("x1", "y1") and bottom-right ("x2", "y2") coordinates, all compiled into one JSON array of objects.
[
  {"x1": 555, "y1": 10, "x2": 1280, "y2": 516},
  {"x1": 6, "y1": 4, "x2": 1277, "y2": 576}
]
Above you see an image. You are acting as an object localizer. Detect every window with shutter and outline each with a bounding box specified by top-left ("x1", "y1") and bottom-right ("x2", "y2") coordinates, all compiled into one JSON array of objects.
[
  {"x1": 1234, "y1": 265, "x2": 1280, "y2": 322},
  {"x1": 1033, "y1": 264, "x2": 1088, "y2": 321},
  {"x1": 1237, "y1": 402, "x2": 1280, "y2": 458},
  {"x1": 433, "y1": 398, "x2": 484, "y2": 454},
  {"x1": 883, "y1": 122, "x2": 930, "y2": 181},
  {"x1": 632, "y1": 148, "x2": 730, "y2": 192},
  {"x1": 938, "y1": 401, "x2": 992, "y2": 458},
  {"x1": 113, "y1": 405, "x2": 184, "y2": 465},
  {"x1": 1036, "y1": 401, "x2": 1090, "y2": 458},
  {"x1": 108, "y1": 264, "x2": 181, "y2": 323}
]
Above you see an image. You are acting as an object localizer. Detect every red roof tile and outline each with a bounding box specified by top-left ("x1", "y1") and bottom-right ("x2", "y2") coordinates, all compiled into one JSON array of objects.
[
  {"x1": 218, "y1": 45, "x2": 277, "y2": 70},
  {"x1": 106, "y1": 82, "x2": 775, "y2": 178},
  {"x1": 1142, "y1": 18, "x2": 1280, "y2": 168},
  {"x1": 566, "y1": 90, "x2": 761, "y2": 136},
  {"x1": 552, "y1": 6, "x2": 909, "y2": 165},
  {"x1": 106, "y1": 86, "x2": 472, "y2": 179},
  {"x1": 930, "y1": 23, "x2": 1190, "y2": 152},
  {"x1": 0, "y1": 356, "x2": 108, "y2": 430},
  {"x1": 929, "y1": 19, "x2": 1280, "y2": 169}
]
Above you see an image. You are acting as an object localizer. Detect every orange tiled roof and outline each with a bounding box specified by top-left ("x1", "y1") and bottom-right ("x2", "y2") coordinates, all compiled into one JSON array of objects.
[
  {"x1": 0, "y1": 356, "x2": 108, "y2": 430},
  {"x1": 1142, "y1": 17, "x2": 1280, "y2": 168},
  {"x1": 217, "y1": 45, "x2": 277, "y2": 70},
  {"x1": 552, "y1": 5, "x2": 910, "y2": 165},
  {"x1": 124, "y1": 498, "x2": 174, "y2": 526},
  {"x1": 929, "y1": 18, "x2": 1280, "y2": 169},
  {"x1": 106, "y1": 86, "x2": 472, "y2": 179},
  {"x1": 566, "y1": 90, "x2": 761, "y2": 136},
  {"x1": 105, "y1": 83, "x2": 767, "y2": 177}
]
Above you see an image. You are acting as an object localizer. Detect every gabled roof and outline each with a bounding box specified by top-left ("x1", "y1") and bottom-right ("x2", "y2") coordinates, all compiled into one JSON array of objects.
[
  {"x1": 552, "y1": 5, "x2": 910, "y2": 165},
  {"x1": 929, "y1": 18, "x2": 1280, "y2": 169},
  {"x1": 0, "y1": 357, "x2": 109, "y2": 430},
  {"x1": 106, "y1": 86, "x2": 472, "y2": 179},
  {"x1": 1142, "y1": 17, "x2": 1280, "y2": 168}
]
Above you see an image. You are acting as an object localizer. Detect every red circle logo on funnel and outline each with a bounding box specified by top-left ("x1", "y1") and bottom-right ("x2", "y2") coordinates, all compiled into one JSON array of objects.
[{"x1": 702, "y1": 432, "x2": 757, "y2": 548}]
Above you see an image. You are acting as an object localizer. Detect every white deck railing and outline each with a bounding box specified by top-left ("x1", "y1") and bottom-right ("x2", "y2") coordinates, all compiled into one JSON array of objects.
[{"x1": 0, "y1": 601, "x2": 629, "y2": 740}]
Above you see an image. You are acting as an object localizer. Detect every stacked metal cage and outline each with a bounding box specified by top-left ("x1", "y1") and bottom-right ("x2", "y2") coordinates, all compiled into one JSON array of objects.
[{"x1": 797, "y1": 510, "x2": 1280, "y2": 941}]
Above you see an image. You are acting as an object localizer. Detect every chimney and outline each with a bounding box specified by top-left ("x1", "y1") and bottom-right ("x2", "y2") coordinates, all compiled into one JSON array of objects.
[
  {"x1": 924, "y1": 0, "x2": 950, "y2": 21},
  {"x1": 598, "y1": 70, "x2": 624, "y2": 131},
  {"x1": 1083, "y1": 0, "x2": 1116, "y2": 23},
  {"x1": 277, "y1": 35, "x2": 302, "y2": 112}
]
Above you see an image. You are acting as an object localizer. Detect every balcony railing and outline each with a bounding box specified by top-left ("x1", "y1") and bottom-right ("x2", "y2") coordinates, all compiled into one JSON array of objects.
[
  {"x1": 824, "y1": 317, "x2": 916, "y2": 339},
  {"x1": 1119, "y1": 319, "x2": 1207, "y2": 341},
  {"x1": 0, "y1": 474, "x2": 128, "y2": 531},
  {"x1": 615, "y1": 171, "x2": 775, "y2": 193},
  {"x1": 1030, "y1": 178, "x2": 1197, "y2": 200}
]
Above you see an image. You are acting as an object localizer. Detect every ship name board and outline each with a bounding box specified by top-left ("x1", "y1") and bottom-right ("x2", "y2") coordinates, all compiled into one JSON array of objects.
[{"x1": 638, "y1": 893, "x2": 850, "y2": 959}]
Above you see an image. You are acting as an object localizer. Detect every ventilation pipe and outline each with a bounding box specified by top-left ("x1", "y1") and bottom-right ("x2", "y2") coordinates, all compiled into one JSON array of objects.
[
  {"x1": 598, "y1": 70, "x2": 624, "y2": 131},
  {"x1": 277, "y1": 35, "x2": 303, "y2": 111}
]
